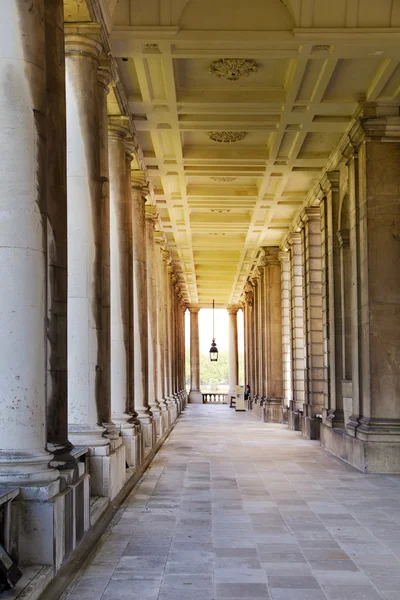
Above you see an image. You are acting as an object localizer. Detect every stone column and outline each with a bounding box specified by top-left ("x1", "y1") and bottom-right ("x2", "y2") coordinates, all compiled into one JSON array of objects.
[
  {"x1": 244, "y1": 281, "x2": 255, "y2": 400},
  {"x1": 252, "y1": 277, "x2": 260, "y2": 399},
  {"x1": 66, "y1": 27, "x2": 125, "y2": 498},
  {"x1": 45, "y1": 0, "x2": 72, "y2": 464},
  {"x1": 188, "y1": 307, "x2": 202, "y2": 403},
  {"x1": 228, "y1": 306, "x2": 240, "y2": 399},
  {"x1": 97, "y1": 63, "x2": 113, "y2": 430},
  {"x1": 155, "y1": 233, "x2": 170, "y2": 429},
  {"x1": 131, "y1": 174, "x2": 155, "y2": 448},
  {"x1": 357, "y1": 120, "x2": 400, "y2": 436},
  {"x1": 301, "y1": 207, "x2": 325, "y2": 440},
  {"x1": 0, "y1": 0, "x2": 59, "y2": 486},
  {"x1": 288, "y1": 233, "x2": 305, "y2": 430},
  {"x1": 321, "y1": 107, "x2": 400, "y2": 472},
  {"x1": 65, "y1": 25, "x2": 107, "y2": 448},
  {"x1": 145, "y1": 205, "x2": 163, "y2": 436},
  {"x1": 161, "y1": 250, "x2": 172, "y2": 402},
  {"x1": 320, "y1": 172, "x2": 345, "y2": 429},
  {"x1": 243, "y1": 302, "x2": 249, "y2": 391},
  {"x1": 108, "y1": 117, "x2": 139, "y2": 466},
  {"x1": 264, "y1": 248, "x2": 283, "y2": 422},
  {"x1": 259, "y1": 265, "x2": 267, "y2": 400},
  {"x1": 279, "y1": 251, "x2": 292, "y2": 421}
]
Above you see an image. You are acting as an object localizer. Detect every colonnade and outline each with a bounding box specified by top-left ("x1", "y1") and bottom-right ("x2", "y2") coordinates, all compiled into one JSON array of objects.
[
  {"x1": 243, "y1": 106, "x2": 400, "y2": 475},
  {"x1": 188, "y1": 305, "x2": 241, "y2": 403},
  {"x1": 0, "y1": 3, "x2": 186, "y2": 574}
]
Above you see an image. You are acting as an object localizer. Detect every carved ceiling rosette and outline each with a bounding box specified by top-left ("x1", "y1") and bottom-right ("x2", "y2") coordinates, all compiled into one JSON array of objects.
[
  {"x1": 210, "y1": 176, "x2": 236, "y2": 182},
  {"x1": 208, "y1": 131, "x2": 247, "y2": 143},
  {"x1": 208, "y1": 58, "x2": 258, "y2": 81}
]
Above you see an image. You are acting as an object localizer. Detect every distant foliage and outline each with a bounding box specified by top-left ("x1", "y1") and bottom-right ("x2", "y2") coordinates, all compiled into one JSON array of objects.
[{"x1": 185, "y1": 348, "x2": 244, "y2": 387}]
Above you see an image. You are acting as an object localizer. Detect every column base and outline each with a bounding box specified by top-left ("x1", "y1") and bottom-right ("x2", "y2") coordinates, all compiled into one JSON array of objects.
[
  {"x1": 137, "y1": 413, "x2": 156, "y2": 449},
  {"x1": 288, "y1": 407, "x2": 302, "y2": 431},
  {"x1": 89, "y1": 439, "x2": 126, "y2": 500},
  {"x1": 188, "y1": 390, "x2": 203, "y2": 404},
  {"x1": 120, "y1": 425, "x2": 142, "y2": 469},
  {"x1": 149, "y1": 405, "x2": 163, "y2": 437},
  {"x1": 14, "y1": 460, "x2": 90, "y2": 570},
  {"x1": 251, "y1": 402, "x2": 264, "y2": 421},
  {"x1": 0, "y1": 449, "x2": 60, "y2": 486},
  {"x1": 302, "y1": 416, "x2": 322, "y2": 440},
  {"x1": 321, "y1": 423, "x2": 400, "y2": 473},
  {"x1": 265, "y1": 398, "x2": 283, "y2": 423}
]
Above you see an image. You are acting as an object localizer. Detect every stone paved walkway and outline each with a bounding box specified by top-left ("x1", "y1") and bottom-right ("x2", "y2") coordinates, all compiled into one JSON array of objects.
[{"x1": 63, "y1": 405, "x2": 400, "y2": 600}]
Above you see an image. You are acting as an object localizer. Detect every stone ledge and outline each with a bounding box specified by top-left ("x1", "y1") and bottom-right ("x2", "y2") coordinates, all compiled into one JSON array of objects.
[
  {"x1": 3, "y1": 565, "x2": 53, "y2": 600},
  {"x1": 38, "y1": 414, "x2": 182, "y2": 600},
  {"x1": 321, "y1": 423, "x2": 400, "y2": 473}
]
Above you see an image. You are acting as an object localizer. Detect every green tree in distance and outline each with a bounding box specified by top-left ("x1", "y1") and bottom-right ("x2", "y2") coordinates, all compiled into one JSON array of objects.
[{"x1": 185, "y1": 348, "x2": 244, "y2": 389}]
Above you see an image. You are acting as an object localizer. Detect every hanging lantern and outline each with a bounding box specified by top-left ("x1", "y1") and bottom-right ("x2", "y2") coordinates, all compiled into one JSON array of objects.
[{"x1": 209, "y1": 300, "x2": 219, "y2": 361}]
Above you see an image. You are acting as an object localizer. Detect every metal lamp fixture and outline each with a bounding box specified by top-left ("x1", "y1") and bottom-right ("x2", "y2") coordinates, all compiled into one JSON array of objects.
[{"x1": 209, "y1": 299, "x2": 219, "y2": 362}]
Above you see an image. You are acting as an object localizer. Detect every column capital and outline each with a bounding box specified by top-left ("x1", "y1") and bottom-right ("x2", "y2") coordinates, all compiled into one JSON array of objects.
[
  {"x1": 161, "y1": 249, "x2": 171, "y2": 264},
  {"x1": 337, "y1": 229, "x2": 350, "y2": 248},
  {"x1": 301, "y1": 206, "x2": 320, "y2": 224},
  {"x1": 287, "y1": 231, "x2": 302, "y2": 246},
  {"x1": 131, "y1": 170, "x2": 148, "y2": 194},
  {"x1": 244, "y1": 280, "x2": 254, "y2": 307},
  {"x1": 108, "y1": 116, "x2": 130, "y2": 141},
  {"x1": 98, "y1": 63, "x2": 113, "y2": 92},
  {"x1": 65, "y1": 23, "x2": 103, "y2": 59},
  {"x1": 227, "y1": 304, "x2": 240, "y2": 315},
  {"x1": 278, "y1": 250, "x2": 290, "y2": 263},
  {"x1": 188, "y1": 305, "x2": 200, "y2": 314},
  {"x1": 321, "y1": 170, "x2": 340, "y2": 193},
  {"x1": 262, "y1": 246, "x2": 280, "y2": 267},
  {"x1": 145, "y1": 204, "x2": 158, "y2": 225},
  {"x1": 154, "y1": 230, "x2": 166, "y2": 246}
]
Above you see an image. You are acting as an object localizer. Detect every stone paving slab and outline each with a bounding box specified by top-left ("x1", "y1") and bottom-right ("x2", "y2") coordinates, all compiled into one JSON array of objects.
[{"x1": 63, "y1": 405, "x2": 400, "y2": 600}]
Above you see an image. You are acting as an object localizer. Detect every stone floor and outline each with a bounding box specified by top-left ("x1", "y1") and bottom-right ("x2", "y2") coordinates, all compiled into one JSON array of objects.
[{"x1": 61, "y1": 405, "x2": 400, "y2": 600}]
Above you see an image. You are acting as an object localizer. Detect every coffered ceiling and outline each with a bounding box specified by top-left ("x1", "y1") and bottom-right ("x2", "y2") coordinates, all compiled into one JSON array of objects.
[{"x1": 104, "y1": 0, "x2": 400, "y2": 306}]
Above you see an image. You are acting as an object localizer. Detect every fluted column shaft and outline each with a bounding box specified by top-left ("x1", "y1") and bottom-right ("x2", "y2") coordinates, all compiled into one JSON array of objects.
[{"x1": 66, "y1": 26, "x2": 108, "y2": 446}]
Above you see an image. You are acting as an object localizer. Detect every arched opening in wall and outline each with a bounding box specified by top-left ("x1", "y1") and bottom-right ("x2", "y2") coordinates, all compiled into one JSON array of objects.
[
  {"x1": 338, "y1": 193, "x2": 352, "y2": 426},
  {"x1": 185, "y1": 308, "x2": 244, "y2": 402}
]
